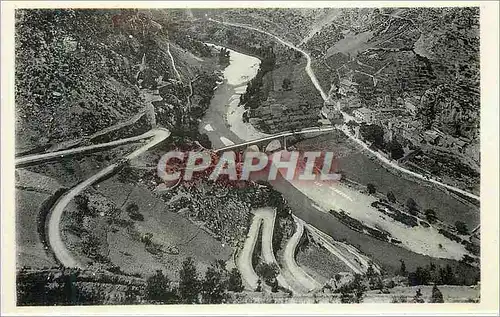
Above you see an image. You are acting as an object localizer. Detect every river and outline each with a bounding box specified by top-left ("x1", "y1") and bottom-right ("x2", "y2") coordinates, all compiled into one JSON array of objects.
[
  {"x1": 199, "y1": 44, "x2": 478, "y2": 279},
  {"x1": 199, "y1": 44, "x2": 266, "y2": 149}
]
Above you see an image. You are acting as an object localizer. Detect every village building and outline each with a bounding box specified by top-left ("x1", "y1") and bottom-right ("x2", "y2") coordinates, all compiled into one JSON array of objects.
[
  {"x1": 353, "y1": 107, "x2": 376, "y2": 124},
  {"x1": 337, "y1": 77, "x2": 362, "y2": 109},
  {"x1": 422, "y1": 130, "x2": 442, "y2": 145}
]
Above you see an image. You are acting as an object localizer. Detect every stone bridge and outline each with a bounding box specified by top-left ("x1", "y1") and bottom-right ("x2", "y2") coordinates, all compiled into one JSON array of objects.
[{"x1": 214, "y1": 125, "x2": 336, "y2": 154}]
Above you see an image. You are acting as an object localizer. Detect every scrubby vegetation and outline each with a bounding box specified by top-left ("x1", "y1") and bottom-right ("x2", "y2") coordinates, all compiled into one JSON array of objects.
[
  {"x1": 16, "y1": 9, "x2": 219, "y2": 152},
  {"x1": 17, "y1": 257, "x2": 245, "y2": 305},
  {"x1": 402, "y1": 261, "x2": 479, "y2": 286}
]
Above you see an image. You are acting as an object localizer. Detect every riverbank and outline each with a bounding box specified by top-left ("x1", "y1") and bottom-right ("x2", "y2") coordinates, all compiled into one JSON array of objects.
[
  {"x1": 294, "y1": 133, "x2": 480, "y2": 229},
  {"x1": 198, "y1": 44, "x2": 478, "y2": 282},
  {"x1": 199, "y1": 45, "x2": 266, "y2": 148},
  {"x1": 270, "y1": 172, "x2": 479, "y2": 283}
]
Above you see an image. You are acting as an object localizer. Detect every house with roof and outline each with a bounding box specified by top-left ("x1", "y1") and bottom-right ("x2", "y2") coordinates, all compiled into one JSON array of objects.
[
  {"x1": 353, "y1": 107, "x2": 376, "y2": 124},
  {"x1": 404, "y1": 96, "x2": 420, "y2": 116},
  {"x1": 338, "y1": 77, "x2": 362, "y2": 109}
]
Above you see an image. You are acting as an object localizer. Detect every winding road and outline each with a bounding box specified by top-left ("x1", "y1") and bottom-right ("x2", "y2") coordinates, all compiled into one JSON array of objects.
[
  {"x1": 45, "y1": 129, "x2": 170, "y2": 268},
  {"x1": 208, "y1": 18, "x2": 328, "y2": 101},
  {"x1": 282, "y1": 216, "x2": 322, "y2": 292},
  {"x1": 209, "y1": 17, "x2": 479, "y2": 202},
  {"x1": 258, "y1": 208, "x2": 293, "y2": 292},
  {"x1": 237, "y1": 208, "x2": 295, "y2": 292},
  {"x1": 15, "y1": 129, "x2": 166, "y2": 167},
  {"x1": 237, "y1": 216, "x2": 262, "y2": 290}
]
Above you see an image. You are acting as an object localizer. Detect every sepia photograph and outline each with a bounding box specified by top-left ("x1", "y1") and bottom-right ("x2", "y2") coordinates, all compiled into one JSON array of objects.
[{"x1": 1, "y1": 1, "x2": 498, "y2": 315}]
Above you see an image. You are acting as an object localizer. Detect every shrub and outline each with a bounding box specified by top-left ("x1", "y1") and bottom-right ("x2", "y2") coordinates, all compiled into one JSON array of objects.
[
  {"x1": 367, "y1": 183, "x2": 376, "y2": 194},
  {"x1": 227, "y1": 268, "x2": 244, "y2": 292},
  {"x1": 256, "y1": 262, "x2": 279, "y2": 286},
  {"x1": 424, "y1": 209, "x2": 438, "y2": 223},
  {"x1": 145, "y1": 270, "x2": 177, "y2": 303},
  {"x1": 129, "y1": 212, "x2": 144, "y2": 221},
  {"x1": 387, "y1": 191, "x2": 396, "y2": 203},
  {"x1": 178, "y1": 257, "x2": 201, "y2": 304},
  {"x1": 455, "y1": 221, "x2": 469, "y2": 235},
  {"x1": 336, "y1": 274, "x2": 366, "y2": 303},
  {"x1": 126, "y1": 203, "x2": 139, "y2": 214},
  {"x1": 391, "y1": 295, "x2": 408, "y2": 303},
  {"x1": 406, "y1": 198, "x2": 418, "y2": 213},
  {"x1": 430, "y1": 284, "x2": 444, "y2": 303}
]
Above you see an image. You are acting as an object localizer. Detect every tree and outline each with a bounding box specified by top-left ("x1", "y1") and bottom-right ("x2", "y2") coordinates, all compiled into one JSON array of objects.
[
  {"x1": 439, "y1": 265, "x2": 456, "y2": 285},
  {"x1": 282, "y1": 78, "x2": 292, "y2": 91},
  {"x1": 198, "y1": 133, "x2": 212, "y2": 149},
  {"x1": 413, "y1": 288, "x2": 425, "y2": 303},
  {"x1": 126, "y1": 203, "x2": 139, "y2": 214},
  {"x1": 366, "y1": 262, "x2": 376, "y2": 278},
  {"x1": 17, "y1": 269, "x2": 103, "y2": 305},
  {"x1": 338, "y1": 274, "x2": 366, "y2": 303},
  {"x1": 455, "y1": 221, "x2": 469, "y2": 235},
  {"x1": 387, "y1": 191, "x2": 396, "y2": 203},
  {"x1": 346, "y1": 120, "x2": 359, "y2": 128},
  {"x1": 430, "y1": 284, "x2": 444, "y2": 303},
  {"x1": 202, "y1": 262, "x2": 227, "y2": 304},
  {"x1": 387, "y1": 140, "x2": 405, "y2": 160},
  {"x1": 424, "y1": 209, "x2": 438, "y2": 223},
  {"x1": 335, "y1": 274, "x2": 342, "y2": 283},
  {"x1": 367, "y1": 183, "x2": 376, "y2": 195},
  {"x1": 408, "y1": 266, "x2": 431, "y2": 286},
  {"x1": 218, "y1": 47, "x2": 230, "y2": 63},
  {"x1": 81, "y1": 233, "x2": 100, "y2": 257},
  {"x1": 145, "y1": 270, "x2": 176, "y2": 303},
  {"x1": 227, "y1": 268, "x2": 244, "y2": 292},
  {"x1": 399, "y1": 259, "x2": 407, "y2": 276},
  {"x1": 123, "y1": 285, "x2": 140, "y2": 304},
  {"x1": 359, "y1": 123, "x2": 385, "y2": 148},
  {"x1": 406, "y1": 198, "x2": 418, "y2": 214},
  {"x1": 255, "y1": 279, "x2": 262, "y2": 292},
  {"x1": 179, "y1": 257, "x2": 201, "y2": 304},
  {"x1": 141, "y1": 233, "x2": 153, "y2": 246},
  {"x1": 269, "y1": 189, "x2": 286, "y2": 216},
  {"x1": 256, "y1": 262, "x2": 279, "y2": 287}
]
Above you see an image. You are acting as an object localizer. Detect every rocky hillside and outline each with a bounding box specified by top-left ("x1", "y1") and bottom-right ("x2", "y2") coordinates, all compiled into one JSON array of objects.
[
  {"x1": 174, "y1": 13, "x2": 325, "y2": 133},
  {"x1": 309, "y1": 7, "x2": 479, "y2": 140},
  {"x1": 15, "y1": 9, "x2": 217, "y2": 154},
  {"x1": 209, "y1": 7, "x2": 479, "y2": 141}
]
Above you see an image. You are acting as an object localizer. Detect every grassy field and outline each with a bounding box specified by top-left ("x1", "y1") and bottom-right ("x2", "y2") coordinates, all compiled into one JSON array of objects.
[
  {"x1": 296, "y1": 240, "x2": 354, "y2": 284},
  {"x1": 92, "y1": 175, "x2": 233, "y2": 279},
  {"x1": 364, "y1": 285, "x2": 480, "y2": 303},
  {"x1": 15, "y1": 170, "x2": 65, "y2": 268},
  {"x1": 16, "y1": 190, "x2": 58, "y2": 268},
  {"x1": 25, "y1": 144, "x2": 140, "y2": 188}
]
